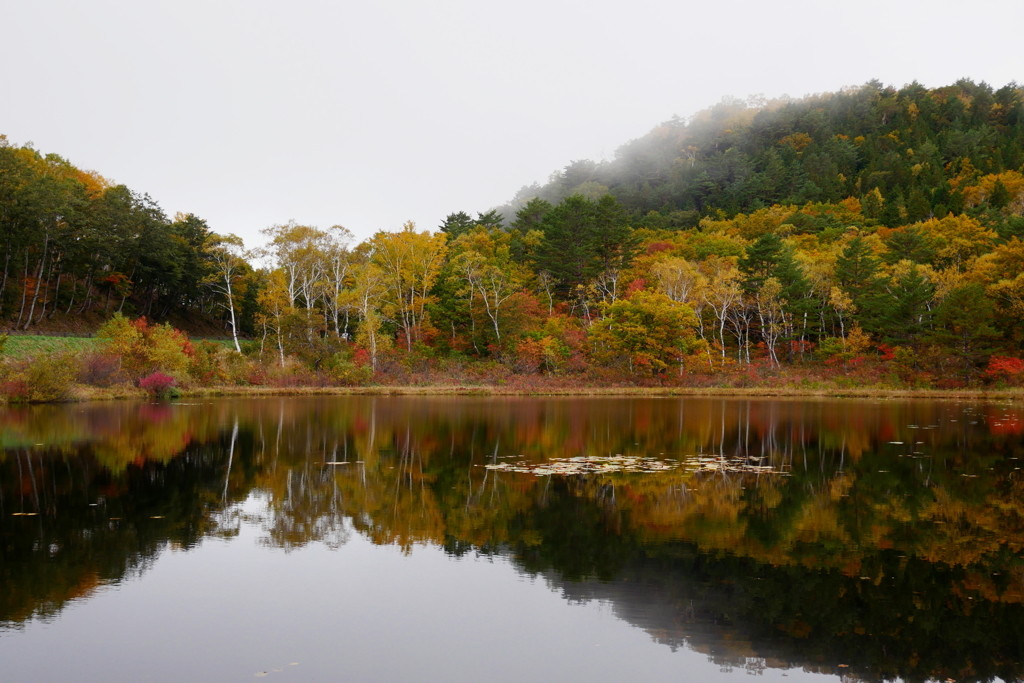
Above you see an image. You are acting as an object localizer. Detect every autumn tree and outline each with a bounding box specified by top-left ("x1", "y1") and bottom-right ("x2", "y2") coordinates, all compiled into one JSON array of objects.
[
  {"x1": 700, "y1": 256, "x2": 744, "y2": 364},
  {"x1": 256, "y1": 269, "x2": 294, "y2": 366},
  {"x1": 351, "y1": 260, "x2": 389, "y2": 370},
  {"x1": 369, "y1": 222, "x2": 447, "y2": 351},
  {"x1": 450, "y1": 226, "x2": 529, "y2": 350},
  {"x1": 319, "y1": 225, "x2": 356, "y2": 338},
  {"x1": 204, "y1": 233, "x2": 249, "y2": 352},
  {"x1": 591, "y1": 291, "x2": 699, "y2": 374}
]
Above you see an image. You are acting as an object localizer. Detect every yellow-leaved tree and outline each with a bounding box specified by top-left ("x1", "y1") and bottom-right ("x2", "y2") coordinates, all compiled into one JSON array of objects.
[
  {"x1": 915, "y1": 214, "x2": 997, "y2": 271},
  {"x1": 351, "y1": 260, "x2": 389, "y2": 371},
  {"x1": 256, "y1": 270, "x2": 294, "y2": 367},
  {"x1": 591, "y1": 290, "x2": 701, "y2": 374},
  {"x1": 369, "y1": 222, "x2": 447, "y2": 351},
  {"x1": 450, "y1": 226, "x2": 529, "y2": 350}
]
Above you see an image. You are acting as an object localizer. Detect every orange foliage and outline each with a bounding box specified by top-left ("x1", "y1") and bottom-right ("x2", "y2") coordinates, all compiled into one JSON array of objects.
[
  {"x1": 963, "y1": 171, "x2": 1024, "y2": 213},
  {"x1": 779, "y1": 132, "x2": 813, "y2": 153}
]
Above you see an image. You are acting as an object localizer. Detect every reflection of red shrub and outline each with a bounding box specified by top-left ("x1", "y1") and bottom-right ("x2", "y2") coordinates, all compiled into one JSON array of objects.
[
  {"x1": 990, "y1": 412, "x2": 1024, "y2": 436},
  {"x1": 878, "y1": 422, "x2": 895, "y2": 442},
  {"x1": 139, "y1": 372, "x2": 176, "y2": 398},
  {"x1": 138, "y1": 404, "x2": 172, "y2": 423}
]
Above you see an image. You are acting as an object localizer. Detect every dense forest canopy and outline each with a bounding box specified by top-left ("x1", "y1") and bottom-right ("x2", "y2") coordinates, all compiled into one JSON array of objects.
[
  {"x1": 494, "y1": 79, "x2": 1024, "y2": 229},
  {"x1": 3, "y1": 78, "x2": 1024, "y2": 391},
  {"x1": 0, "y1": 135, "x2": 245, "y2": 331}
]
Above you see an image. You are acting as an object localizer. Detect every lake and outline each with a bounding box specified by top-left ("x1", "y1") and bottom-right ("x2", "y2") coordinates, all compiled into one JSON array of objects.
[{"x1": 1, "y1": 395, "x2": 1022, "y2": 682}]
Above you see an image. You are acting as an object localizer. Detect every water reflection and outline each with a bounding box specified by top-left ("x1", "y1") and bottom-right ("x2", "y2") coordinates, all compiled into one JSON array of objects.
[{"x1": 2, "y1": 396, "x2": 1024, "y2": 682}]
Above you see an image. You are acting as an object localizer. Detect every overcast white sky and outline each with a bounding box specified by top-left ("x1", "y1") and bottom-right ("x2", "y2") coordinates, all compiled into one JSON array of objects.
[{"x1": 2, "y1": 0, "x2": 1021, "y2": 246}]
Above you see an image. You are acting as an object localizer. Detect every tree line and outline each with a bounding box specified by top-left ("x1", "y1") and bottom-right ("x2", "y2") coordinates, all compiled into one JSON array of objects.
[
  {"x1": 206, "y1": 187, "x2": 1024, "y2": 386},
  {"x1": 0, "y1": 134, "x2": 268, "y2": 344},
  {"x1": 3, "y1": 79, "x2": 1024, "y2": 387}
]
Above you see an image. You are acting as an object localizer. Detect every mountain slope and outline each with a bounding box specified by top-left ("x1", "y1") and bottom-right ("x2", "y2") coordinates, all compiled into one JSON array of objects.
[{"x1": 496, "y1": 80, "x2": 1024, "y2": 229}]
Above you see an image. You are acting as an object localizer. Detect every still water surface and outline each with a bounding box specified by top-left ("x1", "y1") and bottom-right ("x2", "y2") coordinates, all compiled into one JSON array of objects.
[{"x1": 1, "y1": 396, "x2": 1023, "y2": 682}]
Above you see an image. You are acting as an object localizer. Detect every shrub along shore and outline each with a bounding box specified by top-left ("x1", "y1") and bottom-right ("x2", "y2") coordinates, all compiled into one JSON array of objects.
[
  {"x1": 74, "y1": 384, "x2": 1024, "y2": 402},
  {"x1": 1, "y1": 318, "x2": 1022, "y2": 405}
]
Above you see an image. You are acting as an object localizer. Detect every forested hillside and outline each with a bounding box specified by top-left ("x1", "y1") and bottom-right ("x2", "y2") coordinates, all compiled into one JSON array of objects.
[
  {"x1": 3, "y1": 79, "x2": 1024, "y2": 397},
  {"x1": 495, "y1": 79, "x2": 1024, "y2": 232},
  {"x1": 0, "y1": 135, "x2": 249, "y2": 336}
]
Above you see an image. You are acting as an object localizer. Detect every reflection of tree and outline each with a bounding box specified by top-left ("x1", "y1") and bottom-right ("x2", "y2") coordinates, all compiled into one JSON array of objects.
[
  {"x1": 0, "y1": 436, "x2": 254, "y2": 628},
  {"x1": 5, "y1": 397, "x2": 1024, "y2": 681},
  {"x1": 0, "y1": 401, "x2": 230, "y2": 473},
  {"x1": 537, "y1": 539, "x2": 1024, "y2": 683}
]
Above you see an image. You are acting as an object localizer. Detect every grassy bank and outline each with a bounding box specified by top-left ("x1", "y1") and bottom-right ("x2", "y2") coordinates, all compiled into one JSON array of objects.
[
  {"x1": 1, "y1": 335, "x2": 236, "y2": 360},
  {"x1": 4, "y1": 323, "x2": 1024, "y2": 406},
  {"x1": 2, "y1": 335, "x2": 100, "y2": 359},
  {"x1": 65, "y1": 382, "x2": 1024, "y2": 403}
]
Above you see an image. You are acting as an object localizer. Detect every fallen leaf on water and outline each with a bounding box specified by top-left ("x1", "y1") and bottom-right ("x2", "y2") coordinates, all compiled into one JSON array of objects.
[{"x1": 254, "y1": 673, "x2": 268, "y2": 678}]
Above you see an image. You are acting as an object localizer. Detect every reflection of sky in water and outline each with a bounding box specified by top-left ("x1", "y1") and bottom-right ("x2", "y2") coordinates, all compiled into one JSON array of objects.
[
  {"x1": 3, "y1": 396, "x2": 1024, "y2": 682},
  {"x1": 0, "y1": 494, "x2": 826, "y2": 683}
]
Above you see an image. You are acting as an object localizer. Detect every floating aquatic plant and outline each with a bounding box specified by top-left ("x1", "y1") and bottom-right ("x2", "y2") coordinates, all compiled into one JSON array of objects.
[
  {"x1": 485, "y1": 455, "x2": 676, "y2": 475},
  {"x1": 483, "y1": 454, "x2": 786, "y2": 476}
]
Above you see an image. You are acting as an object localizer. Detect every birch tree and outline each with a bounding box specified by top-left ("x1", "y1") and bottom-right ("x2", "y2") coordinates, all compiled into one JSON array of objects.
[
  {"x1": 205, "y1": 233, "x2": 248, "y2": 352},
  {"x1": 700, "y1": 256, "x2": 743, "y2": 365},
  {"x1": 320, "y1": 225, "x2": 356, "y2": 338},
  {"x1": 352, "y1": 261, "x2": 388, "y2": 370},
  {"x1": 451, "y1": 226, "x2": 526, "y2": 349},
  {"x1": 369, "y1": 222, "x2": 447, "y2": 351}
]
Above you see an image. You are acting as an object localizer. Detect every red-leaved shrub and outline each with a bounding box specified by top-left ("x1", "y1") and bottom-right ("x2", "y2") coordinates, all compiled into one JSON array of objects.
[
  {"x1": 139, "y1": 371, "x2": 178, "y2": 399},
  {"x1": 985, "y1": 356, "x2": 1024, "y2": 385}
]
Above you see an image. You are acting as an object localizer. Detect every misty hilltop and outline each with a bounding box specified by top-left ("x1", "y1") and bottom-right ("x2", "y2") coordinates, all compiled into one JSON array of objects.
[{"x1": 491, "y1": 79, "x2": 1024, "y2": 229}]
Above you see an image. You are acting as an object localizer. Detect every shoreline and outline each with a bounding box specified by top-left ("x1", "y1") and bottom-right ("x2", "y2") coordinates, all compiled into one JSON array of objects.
[{"x1": 55, "y1": 384, "x2": 1024, "y2": 403}]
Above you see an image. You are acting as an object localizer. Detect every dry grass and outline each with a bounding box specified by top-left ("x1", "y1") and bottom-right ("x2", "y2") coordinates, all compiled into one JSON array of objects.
[
  {"x1": 9, "y1": 356, "x2": 1024, "y2": 403},
  {"x1": 158, "y1": 384, "x2": 1024, "y2": 401}
]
